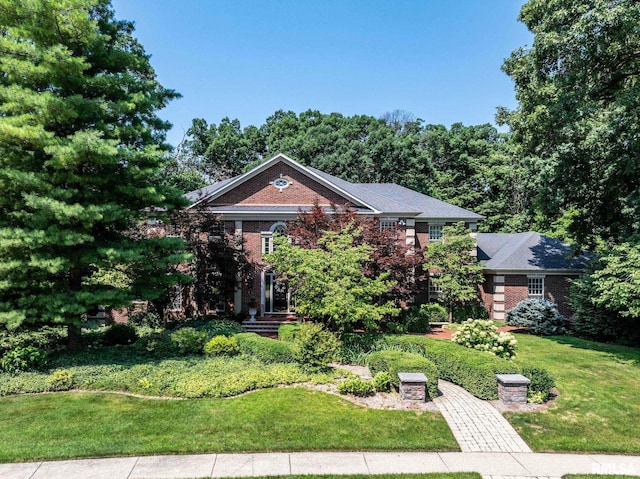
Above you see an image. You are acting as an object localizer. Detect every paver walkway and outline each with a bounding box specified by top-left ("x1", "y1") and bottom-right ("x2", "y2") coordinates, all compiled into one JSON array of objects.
[{"x1": 434, "y1": 380, "x2": 532, "y2": 453}]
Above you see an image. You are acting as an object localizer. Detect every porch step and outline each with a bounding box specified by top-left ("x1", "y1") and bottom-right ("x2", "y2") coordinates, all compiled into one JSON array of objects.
[{"x1": 242, "y1": 320, "x2": 298, "y2": 334}]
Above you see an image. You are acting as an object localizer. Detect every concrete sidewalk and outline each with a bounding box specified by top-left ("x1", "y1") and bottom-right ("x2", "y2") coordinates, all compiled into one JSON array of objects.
[{"x1": 1, "y1": 451, "x2": 639, "y2": 479}]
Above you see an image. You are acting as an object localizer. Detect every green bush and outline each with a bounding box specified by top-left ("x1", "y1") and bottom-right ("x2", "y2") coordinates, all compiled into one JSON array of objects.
[
  {"x1": 170, "y1": 327, "x2": 208, "y2": 355},
  {"x1": 198, "y1": 319, "x2": 245, "y2": 337},
  {"x1": 203, "y1": 335, "x2": 240, "y2": 356},
  {"x1": 521, "y1": 365, "x2": 555, "y2": 400},
  {"x1": 367, "y1": 350, "x2": 439, "y2": 398},
  {"x1": 340, "y1": 333, "x2": 386, "y2": 364},
  {"x1": 452, "y1": 304, "x2": 489, "y2": 323},
  {"x1": 278, "y1": 323, "x2": 301, "y2": 342},
  {"x1": 426, "y1": 303, "x2": 448, "y2": 323},
  {"x1": 402, "y1": 305, "x2": 430, "y2": 333},
  {"x1": 373, "y1": 371, "x2": 392, "y2": 392},
  {"x1": 451, "y1": 319, "x2": 517, "y2": 359},
  {"x1": 292, "y1": 322, "x2": 341, "y2": 371},
  {"x1": 0, "y1": 345, "x2": 48, "y2": 374},
  {"x1": 102, "y1": 323, "x2": 138, "y2": 346},
  {"x1": 47, "y1": 369, "x2": 75, "y2": 391},
  {"x1": 337, "y1": 376, "x2": 375, "y2": 396},
  {"x1": 235, "y1": 333, "x2": 295, "y2": 363},
  {"x1": 0, "y1": 326, "x2": 66, "y2": 356},
  {"x1": 383, "y1": 335, "x2": 520, "y2": 399},
  {"x1": 506, "y1": 299, "x2": 567, "y2": 335},
  {"x1": 128, "y1": 311, "x2": 163, "y2": 328}
]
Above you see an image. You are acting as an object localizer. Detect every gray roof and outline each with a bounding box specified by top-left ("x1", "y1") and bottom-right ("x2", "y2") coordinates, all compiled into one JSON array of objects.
[
  {"x1": 306, "y1": 167, "x2": 482, "y2": 219},
  {"x1": 358, "y1": 183, "x2": 483, "y2": 220},
  {"x1": 477, "y1": 232, "x2": 591, "y2": 271},
  {"x1": 184, "y1": 177, "x2": 235, "y2": 203}
]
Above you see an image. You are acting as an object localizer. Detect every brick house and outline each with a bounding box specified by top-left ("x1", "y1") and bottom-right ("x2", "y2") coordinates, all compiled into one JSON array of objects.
[{"x1": 182, "y1": 153, "x2": 587, "y2": 320}]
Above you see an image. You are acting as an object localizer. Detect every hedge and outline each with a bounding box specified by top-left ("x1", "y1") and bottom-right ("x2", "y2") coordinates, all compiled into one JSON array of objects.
[
  {"x1": 367, "y1": 350, "x2": 439, "y2": 399},
  {"x1": 235, "y1": 333, "x2": 295, "y2": 363},
  {"x1": 278, "y1": 323, "x2": 301, "y2": 343},
  {"x1": 383, "y1": 335, "x2": 519, "y2": 399}
]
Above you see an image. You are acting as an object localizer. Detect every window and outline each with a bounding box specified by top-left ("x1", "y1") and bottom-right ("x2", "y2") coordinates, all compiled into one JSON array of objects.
[
  {"x1": 168, "y1": 286, "x2": 183, "y2": 311},
  {"x1": 528, "y1": 276, "x2": 544, "y2": 300},
  {"x1": 429, "y1": 224, "x2": 444, "y2": 242},
  {"x1": 262, "y1": 222, "x2": 287, "y2": 255},
  {"x1": 380, "y1": 220, "x2": 397, "y2": 232},
  {"x1": 429, "y1": 277, "x2": 442, "y2": 297}
]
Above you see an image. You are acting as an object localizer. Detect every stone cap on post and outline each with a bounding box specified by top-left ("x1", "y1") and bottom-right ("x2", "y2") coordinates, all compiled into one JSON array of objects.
[
  {"x1": 398, "y1": 372, "x2": 428, "y2": 383},
  {"x1": 496, "y1": 374, "x2": 531, "y2": 386}
]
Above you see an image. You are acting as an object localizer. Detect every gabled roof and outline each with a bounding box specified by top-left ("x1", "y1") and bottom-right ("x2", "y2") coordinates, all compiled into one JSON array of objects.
[
  {"x1": 186, "y1": 153, "x2": 379, "y2": 212},
  {"x1": 477, "y1": 232, "x2": 591, "y2": 272},
  {"x1": 184, "y1": 153, "x2": 483, "y2": 220}
]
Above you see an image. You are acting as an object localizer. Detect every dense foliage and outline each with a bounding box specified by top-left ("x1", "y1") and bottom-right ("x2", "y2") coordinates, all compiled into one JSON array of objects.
[
  {"x1": 502, "y1": 0, "x2": 640, "y2": 247},
  {"x1": 0, "y1": 0, "x2": 188, "y2": 347},
  {"x1": 367, "y1": 350, "x2": 439, "y2": 398}
]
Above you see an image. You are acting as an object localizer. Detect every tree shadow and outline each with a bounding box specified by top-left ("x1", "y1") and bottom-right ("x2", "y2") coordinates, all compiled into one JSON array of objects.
[
  {"x1": 543, "y1": 334, "x2": 640, "y2": 366},
  {"x1": 527, "y1": 235, "x2": 591, "y2": 270}
]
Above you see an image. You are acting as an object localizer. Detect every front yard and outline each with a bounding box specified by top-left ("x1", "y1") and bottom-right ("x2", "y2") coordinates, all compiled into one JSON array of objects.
[{"x1": 510, "y1": 334, "x2": 640, "y2": 453}]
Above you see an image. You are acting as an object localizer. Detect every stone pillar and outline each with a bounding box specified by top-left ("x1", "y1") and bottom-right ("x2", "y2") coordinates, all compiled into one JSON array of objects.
[
  {"x1": 398, "y1": 372, "x2": 428, "y2": 401},
  {"x1": 496, "y1": 374, "x2": 531, "y2": 404},
  {"x1": 493, "y1": 275, "x2": 505, "y2": 321}
]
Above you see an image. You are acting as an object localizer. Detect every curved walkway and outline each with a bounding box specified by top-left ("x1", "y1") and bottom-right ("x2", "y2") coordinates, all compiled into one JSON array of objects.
[{"x1": 434, "y1": 381, "x2": 532, "y2": 453}]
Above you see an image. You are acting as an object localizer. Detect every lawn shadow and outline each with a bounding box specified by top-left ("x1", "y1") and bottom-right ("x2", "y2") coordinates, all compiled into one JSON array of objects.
[{"x1": 543, "y1": 334, "x2": 640, "y2": 366}]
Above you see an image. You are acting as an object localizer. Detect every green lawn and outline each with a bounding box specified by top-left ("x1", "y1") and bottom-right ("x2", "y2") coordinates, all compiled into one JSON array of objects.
[
  {"x1": 0, "y1": 387, "x2": 458, "y2": 462},
  {"x1": 510, "y1": 334, "x2": 640, "y2": 453}
]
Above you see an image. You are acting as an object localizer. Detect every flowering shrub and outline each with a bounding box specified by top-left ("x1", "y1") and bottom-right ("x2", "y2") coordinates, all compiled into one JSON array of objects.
[{"x1": 451, "y1": 319, "x2": 517, "y2": 359}]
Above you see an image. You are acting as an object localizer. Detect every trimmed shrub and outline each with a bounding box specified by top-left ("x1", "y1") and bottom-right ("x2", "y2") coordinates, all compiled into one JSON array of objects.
[
  {"x1": 128, "y1": 311, "x2": 163, "y2": 328},
  {"x1": 383, "y1": 335, "x2": 520, "y2": 399},
  {"x1": 198, "y1": 319, "x2": 245, "y2": 337},
  {"x1": 452, "y1": 304, "x2": 489, "y2": 323},
  {"x1": 170, "y1": 327, "x2": 208, "y2": 355},
  {"x1": 103, "y1": 323, "x2": 138, "y2": 346},
  {"x1": 235, "y1": 333, "x2": 295, "y2": 363},
  {"x1": 521, "y1": 365, "x2": 555, "y2": 400},
  {"x1": 48, "y1": 369, "x2": 75, "y2": 391},
  {"x1": 451, "y1": 319, "x2": 517, "y2": 359},
  {"x1": 367, "y1": 350, "x2": 439, "y2": 398},
  {"x1": 426, "y1": 303, "x2": 448, "y2": 323},
  {"x1": 402, "y1": 305, "x2": 430, "y2": 333},
  {"x1": 292, "y1": 322, "x2": 341, "y2": 371},
  {"x1": 203, "y1": 335, "x2": 240, "y2": 356},
  {"x1": 506, "y1": 299, "x2": 567, "y2": 336},
  {"x1": 373, "y1": 371, "x2": 392, "y2": 392},
  {"x1": 0, "y1": 345, "x2": 47, "y2": 374},
  {"x1": 337, "y1": 376, "x2": 375, "y2": 396},
  {"x1": 278, "y1": 323, "x2": 301, "y2": 342}
]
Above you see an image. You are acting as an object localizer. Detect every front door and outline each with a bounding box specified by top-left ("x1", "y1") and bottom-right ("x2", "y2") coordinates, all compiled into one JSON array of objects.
[{"x1": 265, "y1": 273, "x2": 290, "y2": 314}]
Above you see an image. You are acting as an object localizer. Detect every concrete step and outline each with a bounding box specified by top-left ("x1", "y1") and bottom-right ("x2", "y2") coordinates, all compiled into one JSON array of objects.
[{"x1": 242, "y1": 320, "x2": 297, "y2": 334}]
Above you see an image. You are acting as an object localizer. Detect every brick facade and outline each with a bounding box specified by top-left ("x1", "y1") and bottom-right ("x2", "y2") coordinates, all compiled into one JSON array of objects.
[
  {"x1": 213, "y1": 163, "x2": 348, "y2": 207},
  {"x1": 482, "y1": 273, "x2": 579, "y2": 320}
]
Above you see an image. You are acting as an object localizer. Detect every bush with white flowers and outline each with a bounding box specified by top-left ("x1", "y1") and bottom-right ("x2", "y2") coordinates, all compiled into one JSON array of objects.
[{"x1": 451, "y1": 319, "x2": 517, "y2": 359}]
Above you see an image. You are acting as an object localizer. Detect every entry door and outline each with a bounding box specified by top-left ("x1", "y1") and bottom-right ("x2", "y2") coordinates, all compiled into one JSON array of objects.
[{"x1": 265, "y1": 273, "x2": 290, "y2": 314}]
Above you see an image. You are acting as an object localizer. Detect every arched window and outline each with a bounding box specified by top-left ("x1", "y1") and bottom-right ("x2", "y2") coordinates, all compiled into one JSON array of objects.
[{"x1": 262, "y1": 222, "x2": 288, "y2": 255}]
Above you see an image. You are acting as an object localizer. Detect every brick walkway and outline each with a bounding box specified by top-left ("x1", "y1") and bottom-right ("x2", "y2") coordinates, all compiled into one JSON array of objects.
[{"x1": 434, "y1": 380, "x2": 532, "y2": 453}]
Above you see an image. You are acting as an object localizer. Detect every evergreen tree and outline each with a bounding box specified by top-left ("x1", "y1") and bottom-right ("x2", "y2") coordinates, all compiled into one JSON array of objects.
[{"x1": 0, "y1": 0, "x2": 188, "y2": 348}]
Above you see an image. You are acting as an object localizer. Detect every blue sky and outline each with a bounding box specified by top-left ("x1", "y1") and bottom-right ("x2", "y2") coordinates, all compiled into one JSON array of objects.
[{"x1": 111, "y1": 1, "x2": 531, "y2": 147}]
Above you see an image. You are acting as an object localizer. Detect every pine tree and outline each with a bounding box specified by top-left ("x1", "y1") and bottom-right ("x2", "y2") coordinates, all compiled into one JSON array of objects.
[{"x1": 0, "y1": 0, "x2": 188, "y2": 348}]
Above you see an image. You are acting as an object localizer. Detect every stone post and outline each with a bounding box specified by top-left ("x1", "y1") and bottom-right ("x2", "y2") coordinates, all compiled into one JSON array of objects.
[
  {"x1": 496, "y1": 374, "x2": 531, "y2": 404},
  {"x1": 398, "y1": 372, "x2": 428, "y2": 401}
]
